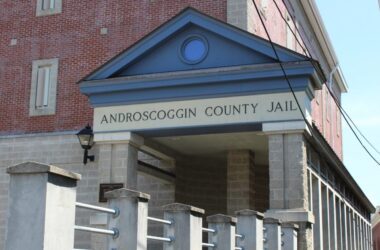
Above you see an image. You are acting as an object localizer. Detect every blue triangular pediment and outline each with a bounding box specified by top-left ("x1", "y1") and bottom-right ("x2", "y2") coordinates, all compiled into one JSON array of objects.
[{"x1": 84, "y1": 8, "x2": 308, "y2": 81}]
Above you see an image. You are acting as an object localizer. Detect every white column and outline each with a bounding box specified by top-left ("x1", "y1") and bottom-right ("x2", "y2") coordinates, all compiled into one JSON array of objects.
[
  {"x1": 342, "y1": 203, "x2": 348, "y2": 249},
  {"x1": 5, "y1": 162, "x2": 80, "y2": 250},
  {"x1": 329, "y1": 191, "x2": 336, "y2": 250},
  {"x1": 312, "y1": 176, "x2": 323, "y2": 250},
  {"x1": 281, "y1": 223, "x2": 299, "y2": 250},
  {"x1": 235, "y1": 209, "x2": 264, "y2": 250},
  {"x1": 263, "y1": 218, "x2": 281, "y2": 250},
  {"x1": 321, "y1": 184, "x2": 330, "y2": 249},
  {"x1": 163, "y1": 203, "x2": 204, "y2": 250},
  {"x1": 206, "y1": 214, "x2": 236, "y2": 250},
  {"x1": 106, "y1": 188, "x2": 149, "y2": 250},
  {"x1": 335, "y1": 198, "x2": 342, "y2": 250}
]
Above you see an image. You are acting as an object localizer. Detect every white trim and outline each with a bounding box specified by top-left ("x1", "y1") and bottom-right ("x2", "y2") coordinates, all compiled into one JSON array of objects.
[
  {"x1": 262, "y1": 120, "x2": 310, "y2": 134},
  {"x1": 94, "y1": 132, "x2": 144, "y2": 147}
]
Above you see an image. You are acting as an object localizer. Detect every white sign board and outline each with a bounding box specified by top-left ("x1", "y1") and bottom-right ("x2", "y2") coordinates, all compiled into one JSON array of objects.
[{"x1": 94, "y1": 92, "x2": 309, "y2": 133}]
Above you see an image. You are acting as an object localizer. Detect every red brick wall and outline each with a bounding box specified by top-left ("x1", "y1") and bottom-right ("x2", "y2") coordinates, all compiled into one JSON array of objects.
[
  {"x1": 0, "y1": 0, "x2": 342, "y2": 158},
  {"x1": 0, "y1": 0, "x2": 227, "y2": 135}
]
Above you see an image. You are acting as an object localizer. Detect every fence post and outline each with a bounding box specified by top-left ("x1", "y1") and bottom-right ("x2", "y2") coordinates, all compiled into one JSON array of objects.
[
  {"x1": 105, "y1": 188, "x2": 150, "y2": 250},
  {"x1": 235, "y1": 209, "x2": 264, "y2": 250},
  {"x1": 206, "y1": 214, "x2": 236, "y2": 250},
  {"x1": 264, "y1": 217, "x2": 282, "y2": 250},
  {"x1": 281, "y1": 222, "x2": 299, "y2": 250},
  {"x1": 163, "y1": 203, "x2": 204, "y2": 250},
  {"x1": 5, "y1": 162, "x2": 81, "y2": 250}
]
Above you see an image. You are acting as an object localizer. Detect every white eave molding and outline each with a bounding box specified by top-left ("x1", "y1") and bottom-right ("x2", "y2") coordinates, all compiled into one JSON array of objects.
[{"x1": 298, "y1": 0, "x2": 349, "y2": 93}]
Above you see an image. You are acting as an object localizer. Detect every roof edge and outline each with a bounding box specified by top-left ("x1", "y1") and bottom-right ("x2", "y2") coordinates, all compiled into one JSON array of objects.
[{"x1": 296, "y1": 0, "x2": 349, "y2": 93}]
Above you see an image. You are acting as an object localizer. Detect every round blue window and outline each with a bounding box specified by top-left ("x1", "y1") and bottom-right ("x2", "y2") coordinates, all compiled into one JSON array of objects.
[{"x1": 180, "y1": 36, "x2": 208, "y2": 64}]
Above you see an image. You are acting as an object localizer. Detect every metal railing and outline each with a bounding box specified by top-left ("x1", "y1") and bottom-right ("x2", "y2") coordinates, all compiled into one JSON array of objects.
[
  {"x1": 148, "y1": 216, "x2": 172, "y2": 225},
  {"x1": 202, "y1": 227, "x2": 216, "y2": 248},
  {"x1": 147, "y1": 216, "x2": 174, "y2": 243},
  {"x1": 202, "y1": 227, "x2": 216, "y2": 233},
  {"x1": 76, "y1": 202, "x2": 119, "y2": 217},
  {"x1": 74, "y1": 202, "x2": 120, "y2": 239},
  {"x1": 235, "y1": 232, "x2": 244, "y2": 250}
]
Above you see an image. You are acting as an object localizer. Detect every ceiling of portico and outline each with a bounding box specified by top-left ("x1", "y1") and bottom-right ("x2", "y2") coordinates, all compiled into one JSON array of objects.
[{"x1": 152, "y1": 132, "x2": 268, "y2": 165}]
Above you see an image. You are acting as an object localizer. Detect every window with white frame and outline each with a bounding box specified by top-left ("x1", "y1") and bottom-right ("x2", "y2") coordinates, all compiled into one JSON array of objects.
[
  {"x1": 36, "y1": 0, "x2": 62, "y2": 16},
  {"x1": 29, "y1": 58, "x2": 59, "y2": 116}
]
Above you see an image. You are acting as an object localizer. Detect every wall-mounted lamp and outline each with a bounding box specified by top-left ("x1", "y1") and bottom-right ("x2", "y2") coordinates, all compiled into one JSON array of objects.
[{"x1": 76, "y1": 124, "x2": 95, "y2": 164}]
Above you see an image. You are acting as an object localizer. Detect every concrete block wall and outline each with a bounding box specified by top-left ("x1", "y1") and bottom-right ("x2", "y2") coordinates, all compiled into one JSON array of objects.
[
  {"x1": 138, "y1": 153, "x2": 175, "y2": 250},
  {"x1": 176, "y1": 155, "x2": 227, "y2": 217},
  {"x1": 227, "y1": 150, "x2": 269, "y2": 214},
  {"x1": 254, "y1": 164, "x2": 269, "y2": 212},
  {"x1": 227, "y1": 150, "x2": 255, "y2": 214},
  {"x1": 0, "y1": 133, "x2": 175, "y2": 250}
]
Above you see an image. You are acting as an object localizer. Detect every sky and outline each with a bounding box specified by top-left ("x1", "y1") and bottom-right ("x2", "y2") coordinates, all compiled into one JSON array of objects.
[{"x1": 315, "y1": 0, "x2": 380, "y2": 207}]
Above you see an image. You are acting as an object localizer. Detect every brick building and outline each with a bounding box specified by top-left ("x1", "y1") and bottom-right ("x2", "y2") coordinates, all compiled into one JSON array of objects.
[{"x1": 0, "y1": 0, "x2": 374, "y2": 249}]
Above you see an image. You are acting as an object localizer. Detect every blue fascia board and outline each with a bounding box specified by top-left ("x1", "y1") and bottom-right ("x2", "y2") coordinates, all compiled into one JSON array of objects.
[
  {"x1": 81, "y1": 63, "x2": 314, "y2": 96},
  {"x1": 85, "y1": 8, "x2": 308, "y2": 81},
  {"x1": 81, "y1": 71, "x2": 312, "y2": 107}
]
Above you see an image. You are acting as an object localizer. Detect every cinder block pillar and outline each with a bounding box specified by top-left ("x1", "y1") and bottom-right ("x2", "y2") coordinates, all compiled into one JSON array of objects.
[
  {"x1": 206, "y1": 214, "x2": 236, "y2": 250},
  {"x1": 282, "y1": 222, "x2": 299, "y2": 250},
  {"x1": 106, "y1": 188, "x2": 149, "y2": 250},
  {"x1": 163, "y1": 203, "x2": 204, "y2": 250},
  {"x1": 266, "y1": 133, "x2": 313, "y2": 250},
  {"x1": 264, "y1": 218, "x2": 281, "y2": 250},
  {"x1": 227, "y1": 150, "x2": 255, "y2": 215},
  {"x1": 93, "y1": 133, "x2": 143, "y2": 249},
  {"x1": 5, "y1": 162, "x2": 81, "y2": 250},
  {"x1": 96, "y1": 132, "x2": 143, "y2": 188},
  {"x1": 235, "y1": 209, "x2": 264, "y2": 250},
  {"x1": 268, "y1": 134, "x2": 308, "y2": 209}
]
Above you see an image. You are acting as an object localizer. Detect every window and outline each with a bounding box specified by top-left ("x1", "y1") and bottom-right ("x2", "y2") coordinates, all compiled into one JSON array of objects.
[
  {"x1": 179, "y1": 35, "x2": 209, "y2": 65},
  {"x1": 36, "y1": 0, "x2": 62, "y2": 16},
  {"x1": 29, "y1": 58, "x2": 59, "y2": 116}
]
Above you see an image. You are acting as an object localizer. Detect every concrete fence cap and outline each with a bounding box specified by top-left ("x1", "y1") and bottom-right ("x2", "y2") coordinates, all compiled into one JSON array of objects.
[
  {"x1": 207, "y1": 214, "x2": 237, "y2": 224},
  {"x1": 163, "y1": 203, "x2": 205, "y2": 215},
  {"x1": 7, "y1": 161, "x2": 81, "y2": 180},
  {"x1": 105, "y1": 188, "x2": 150, "y2": 201},
  {"x1": 264, "y1": 217, "x2": 281, "y2": 225},
  {"x1": 281, "y1": 222, "x2": 299, "y2": 230},
  {"x1": 235, "y1": 209, "x2": 264, "y2": 219}
]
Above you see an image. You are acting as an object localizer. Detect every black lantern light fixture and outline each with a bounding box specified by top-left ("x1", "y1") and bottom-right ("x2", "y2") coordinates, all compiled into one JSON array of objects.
[{"x1": 76, "y1": 124, "x2": 95, "y2": 164}]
